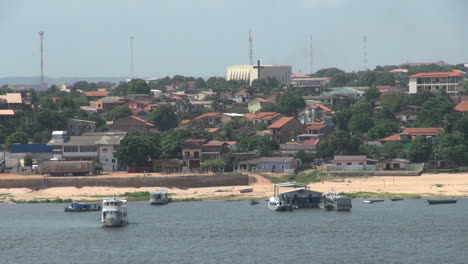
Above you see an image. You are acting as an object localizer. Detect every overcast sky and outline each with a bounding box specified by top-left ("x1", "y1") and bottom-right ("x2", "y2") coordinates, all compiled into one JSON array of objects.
[{"x1": 1, "y1": 0, "x2": 467, "y2": 78}]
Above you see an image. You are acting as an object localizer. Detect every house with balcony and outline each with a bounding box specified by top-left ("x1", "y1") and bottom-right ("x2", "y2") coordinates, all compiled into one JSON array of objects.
[
  {"x1": 408, "y1": 71, "x2": 465, "y2": 94},
  {"x1": 244, "y1": 112, "x2": 283, "y2": 126},
  {"x1": 379, "y1": 127, "x2": 443, "y2": 149},
  {"x1": 182, "y1": 139, "x2": 207, "y2": 170},
  {"x1": 194, "y1": 113, "x2": 222, "y2": 128}
]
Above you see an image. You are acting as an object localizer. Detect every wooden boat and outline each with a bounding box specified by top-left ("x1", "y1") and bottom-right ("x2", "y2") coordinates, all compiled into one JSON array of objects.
[
  {"x1": 427, "y1": 199, "x2": 457, "y2": 205},
  {"x1": 64, "y1": 202, "x2": 101, "y2": 212},
  {"x1": 370, "y1": 199, "x2": 384, "y2": 202},
  {"x1": 239, "y1": 188, "x2": 253, "y2": 193},
  {"x1": 391, "y1": 198, "x2": 404, "y2": 201}
]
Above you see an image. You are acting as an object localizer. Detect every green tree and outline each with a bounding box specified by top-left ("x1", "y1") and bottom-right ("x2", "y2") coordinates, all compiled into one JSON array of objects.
[
  {"x1": 380, "y1": 141, "x2": 406, "y2": 160},
  {"x1": 201, "y1": 158, "x2": 225, "y2": 172},
  {"x1": 127, "y1": 79, "x2": 150, "y2": 94},
  {"x1": 348, "y1": 100, "x2": 374, "y2": 133},
  {"x1": 115, "y1": 132, "x2": 160, "y2": 167},
  {"x1": 433, "y1": 131, "x2": 468, "y2": 166},
  {"x1": 416, "y1": 95, "x2": 454, "y2": 127},
  {"x1": 259, "y1": 102, "x2": 279, "y2": 112},
  {"x1": 367, "y1": 120, "x2": 399, "y2": 140},
  {"x1": 278, "y1": 91, "x2": 305, "y2": 116},
  {"x1": 294, "y1": 150, "x2": 314, "y2": 163},
  {"x1": 381, "y1": 93, "x2": 406, "y2": 113},
  {"x1": 364, "y1": 86, "x2": 381, "y2": 101},
  {"x1": 194, "y1": 77, "x2": 207, "y2": 89},
  {"x1": 24, "y1": 155, "x2": 33, "y2": 167},
  {"x1": 408, "y1": 136, "x2": 432, "y2": 162},
  {"x1": 112, "y1": 106, "x2": 132, "y2": 120},
  {"x1": 147, "y1": 104, "x2": 178, "y2": 132},
  {"x1": 6, "y1": 132, "x2": 28, "y2": 149}
]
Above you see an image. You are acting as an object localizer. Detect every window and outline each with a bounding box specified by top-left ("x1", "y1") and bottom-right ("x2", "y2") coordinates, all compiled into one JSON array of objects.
[
  {"x1": 80, "y1": 146, "x2": 98, "y2": 152},
  {"x1": 337, "y1": 163, "x2": 342, "y2": 165},
  {"x1": 393, "y1": 163, "x2": 400, "y2": 169},
  {"x1": 347, "y1": 163, "x2": 352, "y2": 165},
  {"x1": 184, "y1": 152, "x2": 190, "y2": 158},
  {"x1": 281, "y1": 165, "x2": 285, "y2": 169},
  {"x1": 112, "y1": 159, "x2": 115, "y2": 163},
  {"x1": 358, "y1": 163, "x2": 364, "y2": 165},
  {"x1": 194, "y1": 152, "x2": 200, "y2": 158},
  {"x1": 64, "y1": 146, "x2": 79, "y2": 152},
  {"x1": 102, "y1": 148, "x2": 108, "y2": 152}
]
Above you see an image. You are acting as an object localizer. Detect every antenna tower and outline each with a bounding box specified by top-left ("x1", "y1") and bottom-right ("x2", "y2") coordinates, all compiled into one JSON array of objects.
[
  {"x1": 248, "y1": 29, "x2": 253, "y2": 65},
  {"x1": 363, "y1": 35, "x2": 368, "y2": 70},
  {"x1": 130, "y1": 36, "x2": 134, "y2": 78},
  {"x1": 39, "y1": 31, "x2": 44, "y2": 85},
  {"x1": 310, "y1": 35, "x2": 313, "y2": 74}
]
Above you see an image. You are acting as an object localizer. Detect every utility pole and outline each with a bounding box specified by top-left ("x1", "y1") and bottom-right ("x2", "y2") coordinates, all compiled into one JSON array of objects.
[
  {"x1": 39, "y1": 31, "x2": 44, "y2": 85},
  {"x1": 130, "y1": 36, "x2": 134, "y2": 78}
]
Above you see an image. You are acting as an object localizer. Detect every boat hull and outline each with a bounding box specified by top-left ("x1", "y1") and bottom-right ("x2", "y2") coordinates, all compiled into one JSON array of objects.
[
  {"x1": 268, "y1": 204, "x2": 292, "y2": 212},
  {"x1": 427, "y1": 199, "x2": 457, "y2": 205},
  {"x1": 150, "y1": 199, "x2": 168, "y2": 205},
  {"x1": 100, "y1": 218, "x2": 128, "y2": 227},
  {"x1": 65, "y1": 207, "x2": 101, "y2": 212}
]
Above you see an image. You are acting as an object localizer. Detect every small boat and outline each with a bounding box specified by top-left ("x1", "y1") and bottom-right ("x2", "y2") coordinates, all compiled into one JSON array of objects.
[
  {"x1": 391, "y1": 198, "x2": 404, "y2": 201},
  {"x1": 239, "y1": 188, "x2": 253, "y2": 193},
  {"x1": 320, "y1": 190, "x2": 352, "y2": 211},
  {"x1": 249, "y1": 200, "x2": 260, "y2": 205},
  {"x1": 65, "y1": 201, "x2": 101, "y2": 212},
  {"x1": 267, "y1": 196, "x2": 292, "y2": 212},
  {"x1": 150, "y1": 190, "x2": 169, "y2": 205},
  {"x1": 370, "y1": 199, "x2": 385, "y2": 202},
  {"x1": 99, "y1": 197, "x2": 128, "y2": 227},
  {"x1": 362, "y1": 200, "x2": 374, "y2": 204},
  {"x1": 427, "y1": 199, "x2": 457, "y2": 205}
]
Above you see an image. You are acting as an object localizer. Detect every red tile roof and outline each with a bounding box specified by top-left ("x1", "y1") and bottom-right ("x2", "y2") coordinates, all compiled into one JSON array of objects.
[
  {"x1": 207, "y1": 128, "x2": 220, "y2": 133},
  {"x1": 244, "y1": 112, "x2": 281, "y2": 121},
  {"x1": 203, "y1": 141, "x2": 227, "y2": 147},
  {"x1": 454, "y1": 101, "x2": 468, "y2": 112},
  {"x1": 408, "y1": 71, "x2": 464, "y2": 78},
  {"x1": 307, "y1": 122, "x2": 328, "y2": 131},
  {"x1": 303, "y1": 139, "x2": 319, "y2": 145},
  {"x1": 401, "y1": 127, "x2": 443, "y2": 136},
  {"x1": 291, "y1": 73, "x2": 309, "y2": 78},
  {"x1": 254, "y1": 98, "x2": 268, "y2": 103},
  {"x1": 307, "y1": 104, "x2": 332, "y2": 112},
  {"x1": 268, "y1": 117, "x2": 294, "y2": 129},
  {"x1": 130, "y1": 116, "x2": 155, "y2": 127},
  {"x1": 194, "y1": 113, "x2": 221, "y2": 120},
  {"x1": 83, "y1": 91, "x2": 108, "y2": 97},
  {"x1": 379, "y1": 133, "x2": 403, "y2": 142},
  {"x1": 0, "y1": 109, "x2": 15, "y2": 116}
]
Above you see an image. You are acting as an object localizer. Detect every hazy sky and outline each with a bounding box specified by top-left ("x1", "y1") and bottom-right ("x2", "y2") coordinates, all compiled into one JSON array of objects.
[{"x1": 1, "y1": 0, "x2": 467, "y2": 78}]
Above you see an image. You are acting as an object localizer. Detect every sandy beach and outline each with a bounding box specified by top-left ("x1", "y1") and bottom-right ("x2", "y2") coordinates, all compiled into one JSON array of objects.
[{"x1": 0, "y1": 172, "x2": 468, "y2": 202}]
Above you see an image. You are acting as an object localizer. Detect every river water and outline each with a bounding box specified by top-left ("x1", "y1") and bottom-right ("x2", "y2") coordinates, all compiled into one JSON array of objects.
[{"x1": 0, "y1": 199, "x2": 467, "y2": 264}]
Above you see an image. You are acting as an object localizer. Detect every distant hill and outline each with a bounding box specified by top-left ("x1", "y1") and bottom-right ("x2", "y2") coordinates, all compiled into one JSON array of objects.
[{"x1": 0, "y1": 76, "x2": 129, "y2": 87}]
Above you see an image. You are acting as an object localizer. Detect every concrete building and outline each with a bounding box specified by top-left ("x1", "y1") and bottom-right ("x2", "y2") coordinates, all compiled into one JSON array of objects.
[
  {"x1": 290, "y1": 74, "x2": 331, "y2": 95},
  {"x1": 408, "y1": 71, "x2": 465, "y2": 94},
  {"x1": 268, "y1": 117, "x2": 305, "y2": 143},
  {"x1": 226, "y1": 64, "x2": 292, "y2": 85},
  {"x1": 236, "y1": 157, "x2": 299, "y2": 173},
  {"x1": 47, "y1": 131, "x2": 127, "y2": 172},
  {"x1": 67, "y1": 119, "x2": 96, "y2": 136}
]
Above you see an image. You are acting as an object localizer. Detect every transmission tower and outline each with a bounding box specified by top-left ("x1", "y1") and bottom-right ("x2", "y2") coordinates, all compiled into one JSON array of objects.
[
  {"x1": 39, "y1": 31, "x2": 44, "y2": 85},
  {"x1": 248, "y1": 29, "x2": 253, "y2": 65},
  {"x1": 310, "y1": 35, "x2": 313, "y2": 74},
  {"x1": 130, "y1": 36, "x2": 134, "y2": 78},
  {"x1": 363, "y1": 35, "x2": 368, "y2": 70}
]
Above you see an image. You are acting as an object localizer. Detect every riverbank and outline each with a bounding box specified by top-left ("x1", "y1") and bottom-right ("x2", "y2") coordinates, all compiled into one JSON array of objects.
[{"x1": 0, "y1": 172, "x2": 467, "y2": 203}]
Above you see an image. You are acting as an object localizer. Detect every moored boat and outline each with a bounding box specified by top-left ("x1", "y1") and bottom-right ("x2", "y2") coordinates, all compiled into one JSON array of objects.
[
  {"x1": 370, "y1": 199, "x2": 384, "y2": 202},
  {"x1": 320, "y1": 190, "x2": 352, "y2": 211},
  {"x1": 362, "y1": 200, "x2": 374, "y2": 204},
  {"x1": 99, "y1": 197, "x2": 128, "y2": 227},
  {"x1": 150, "y1": 190, "x2": 169, "y2": 205},
  {"x1": 64, "y1": 201, "x2": 101, "y2": 212},
  {"x1": 391, "y1": 198, "x2": 404, "y2": 201},
  {"x1": 249, "y1": 200, "x2": 260, "y2": 205},
  {"x1": 427, "y1": 199, "x2": 457, "y2": 205},
  {"x1": 267, "y1": 196, "x2": 292, "y2": 212}
]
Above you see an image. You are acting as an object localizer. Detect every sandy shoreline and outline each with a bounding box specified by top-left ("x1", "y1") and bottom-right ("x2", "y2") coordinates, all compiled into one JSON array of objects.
[{"x1": 1, "y1": 172, "x2": 468, "y2": 202}]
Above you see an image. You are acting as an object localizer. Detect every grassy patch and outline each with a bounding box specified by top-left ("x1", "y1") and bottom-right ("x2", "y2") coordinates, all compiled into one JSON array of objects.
[
  {"x1": 11, "y1": 198, "x2": 74, "y2": 203},
  {"x1": 171, "y1": 197, "x2": 202, "y2": 202},
  {"x1": 263, "y1": 170, "x2": 322, "y2": 184},
  {"x1": 339, "y1": 192, "x2": 422, "y2": 199},
  {"x1": 122, "y1": 191, "x2": 150, "y2": 201},
  {"x1": 248, "y1": 176, "x2": 258, "y2": 184}
]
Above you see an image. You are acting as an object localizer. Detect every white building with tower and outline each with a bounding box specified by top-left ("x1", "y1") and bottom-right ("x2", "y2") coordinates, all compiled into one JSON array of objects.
[{"x1": 226, "y1": 62, "x2": 292, "y2": 85}]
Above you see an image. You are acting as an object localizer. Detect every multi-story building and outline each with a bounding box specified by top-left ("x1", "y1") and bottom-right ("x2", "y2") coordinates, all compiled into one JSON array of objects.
[
  {"x1": 290, "y1": 74, "x2": 331, "y2": 95},
  {"x1": 408, "y1": 71, "x2": 465, "y2": 94},
  {"x1": 67, "y1": 119, "x2": 96, "y2": 136},
  {"x1": 268, "y1": 117, "x2": 305, "y2": 143},
  {"x1": 47, "y1": 131, "x2": 127, "y2": 172}
]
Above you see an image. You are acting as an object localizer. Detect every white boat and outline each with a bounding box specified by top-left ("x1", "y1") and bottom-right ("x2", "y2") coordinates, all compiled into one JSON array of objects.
[
  {"x1": 267, "y1": 196, "x2": 292, "y2": 212},
  {"x1": 150, "y1": 190, "x2": 169, "y2": 205},
  {"x1": 322, "y1": 190, "x2": 352, "y2": 211},
  {"x1": 362, "y1": 200, "x2": 374, "y2": 204},
  {"x1": 99, "y1": 197, "x2": 128, "y2": 227}
]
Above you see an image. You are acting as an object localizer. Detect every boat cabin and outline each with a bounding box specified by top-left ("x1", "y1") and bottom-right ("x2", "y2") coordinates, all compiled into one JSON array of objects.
[
  {"x1": 274, "y1": 182, "x2": 322, "y2": 208},
  {"x1": 150, "y1": 190, "x2": 169, "y2": 204}
]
